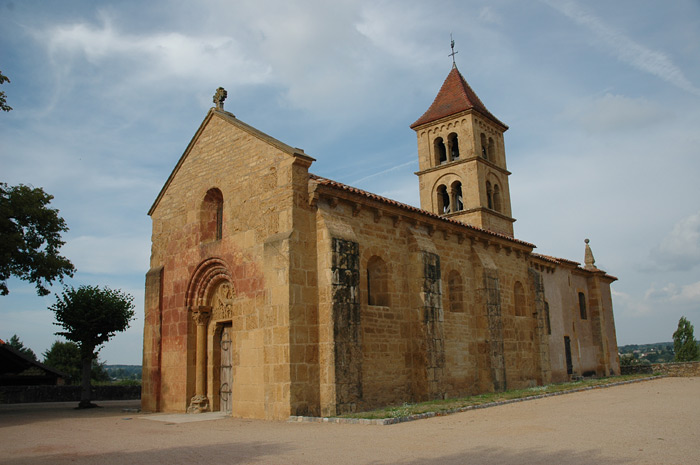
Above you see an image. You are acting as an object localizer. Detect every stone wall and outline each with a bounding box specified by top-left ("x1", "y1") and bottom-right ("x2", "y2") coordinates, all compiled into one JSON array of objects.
[
  {"x1": 652, "y1": 361, "x2": 700, "y2": 377},
  {"x1": 619, "y1": 365, "x2": 653, "y2": 375},
  {"x1": 621, "y1": 361, "x2": 700, "y2": 377},
  {"x1": 1, "y1": 385, "x2": 141, "y2": 404}
]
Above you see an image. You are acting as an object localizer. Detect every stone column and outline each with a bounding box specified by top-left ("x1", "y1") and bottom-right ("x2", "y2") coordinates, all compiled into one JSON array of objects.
[{"x1": 187, "y1": 306, "x2": 211, "y2": 413}]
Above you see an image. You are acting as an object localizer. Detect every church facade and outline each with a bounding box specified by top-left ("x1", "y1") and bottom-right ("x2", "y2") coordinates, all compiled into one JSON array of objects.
[{"x1": 142, "y1": 68, "x2": 619, "y2": 420}]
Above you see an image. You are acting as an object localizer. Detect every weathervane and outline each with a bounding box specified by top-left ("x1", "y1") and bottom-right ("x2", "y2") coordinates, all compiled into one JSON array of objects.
[{"x1": 449, "y1": 34, "x2": 458, "y2": 67}]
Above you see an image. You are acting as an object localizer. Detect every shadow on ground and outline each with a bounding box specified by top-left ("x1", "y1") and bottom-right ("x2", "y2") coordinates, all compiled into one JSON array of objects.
[
  {"x1": 389, "y1": 446, "x2": 630, "y2": 465},
  {"x1": 0, "y1": 400, "x2": 141, "y2": 428},
  {"x1": 1, "y1": 440, "x2": 290, "y2": 465}
]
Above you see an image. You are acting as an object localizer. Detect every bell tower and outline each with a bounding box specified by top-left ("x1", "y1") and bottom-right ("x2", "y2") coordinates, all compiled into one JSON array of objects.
[{"x1": 411, "y1": 65, "x2": 515, "y2": 237}]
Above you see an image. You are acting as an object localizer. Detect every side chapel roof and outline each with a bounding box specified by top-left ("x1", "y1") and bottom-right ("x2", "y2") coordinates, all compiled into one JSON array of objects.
[
  {"x1": 410, "y1": 66, "x2": 508, "y2": 130},
  {"x1": 310, "y1": 174, "x2": 534, "y2": 248}
]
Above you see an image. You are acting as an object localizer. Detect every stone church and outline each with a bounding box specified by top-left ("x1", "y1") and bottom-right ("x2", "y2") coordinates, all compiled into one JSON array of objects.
[{"x1": 142, "y1": 65, "x2": 620, "y2": 420}]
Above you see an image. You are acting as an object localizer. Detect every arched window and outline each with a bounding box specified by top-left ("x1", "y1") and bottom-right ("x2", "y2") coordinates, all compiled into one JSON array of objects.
[
  {"x1": 451, "y1": 181, "x2": 463, "y2": 212},
  {"x1": 578, "y1": 292, "x2": 587, "y2": 320},
  {"x1": 437, "y1": 184, "x2": 450, "y2": 214},
  {"x1": 480, "y1": 133, "x2": 488, "y2": 159},
  {"x1": 448, "y1": 133, "x2": 460, "y2": 161},
  {"x1": 200, "y1": 188, "x2": 224, "y2": 242},
  {"x1": 367, "y1": 256, "x2": 390, "y2": 306},
  {"x1": 493, "y1": 184, "x2": 502, "y2": 213},
  {"x1": 434, "y1": 137, "x2": 447, "y2": 165},
  {"x1": 514, "y1": 281, "x2": 526, "y2": 316},
  {"x1": 447, "y1": 270, "x2": 463, "y2": 313},
  {"x1": 488, "y1": 137, "x2": 495, "y2": 162},
  {"x1": 486, "y1": 181, "x2": 493, "y2": 209}
]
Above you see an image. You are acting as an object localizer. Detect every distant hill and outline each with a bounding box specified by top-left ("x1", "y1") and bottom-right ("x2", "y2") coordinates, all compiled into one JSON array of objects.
[
  {"x1": 618, "y1": 342, "x2": 674, "y2": 364},
  {"x1": 104, "y1": 365, "x2": 141, "y2": 381}
]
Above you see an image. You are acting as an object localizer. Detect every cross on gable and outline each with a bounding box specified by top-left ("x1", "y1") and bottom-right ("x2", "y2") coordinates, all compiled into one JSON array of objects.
[{"x1": 213, "y1": 87, "x2": 227, "y2": 110}]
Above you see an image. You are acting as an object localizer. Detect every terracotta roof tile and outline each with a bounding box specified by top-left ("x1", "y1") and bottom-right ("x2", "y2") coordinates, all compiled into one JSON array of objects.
[
  {"x1": 411, "y1": 66, "x2": 507, "y2": 130},
  {"x1": 310, "y1": 174, "x2": 534, "y2": 248},
  {"x1": 531, "y1": 253, "x2": 616, "y2": 280}
]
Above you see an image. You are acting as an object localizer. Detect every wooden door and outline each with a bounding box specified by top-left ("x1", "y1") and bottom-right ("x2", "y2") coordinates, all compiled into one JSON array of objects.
[{"x1": 220, "y1": 326, "x2": 232, "y2": 413}]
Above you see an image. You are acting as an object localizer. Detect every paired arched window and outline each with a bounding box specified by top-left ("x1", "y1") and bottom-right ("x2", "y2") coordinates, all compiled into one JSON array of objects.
[
  {"x1": 448, "y1": 133, "x2": 460, "y2": 161},
  {"x1": 514, "y1": 281, "x2": 526, "y2": 316},
  {"x1": 493, "y1": 184, "x2": 502, "y2": 213},
  {"x1": 200, "y1": 188, "x2": 224, "y2": 242},
  {"x1": 434, "y1": 134, "x2": 460, "y2": 166},
  {"x1": 451, "y1": 181, "x2": 463, "y2": 212},
  {"x1": 434, "y1": 137, "x2": 447, "y2": 165},
  {"x1": 447, "y1": 270, "x2": 463, "y2": 313},
  {"x1": 486, "y1": 181, "x2": 502, "y2": 213},
  {"x1": 437, "y1": 184, "x2": 450, "y2": 214},
  {"x1": 367, "y1": 256, "x2": 390, "y2": 306},
  {"x1": 480, "y1": 133, "x2": 496, "y2": 162}
]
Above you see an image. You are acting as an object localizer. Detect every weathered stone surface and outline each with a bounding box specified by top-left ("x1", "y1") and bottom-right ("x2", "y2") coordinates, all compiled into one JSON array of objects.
[{"x1": 143, "y1": 76, "x2": 619, "y2": 420}]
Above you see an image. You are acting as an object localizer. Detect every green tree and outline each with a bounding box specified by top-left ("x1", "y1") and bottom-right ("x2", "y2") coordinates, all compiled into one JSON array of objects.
[
  {"x1": 6, "y1": 334, "x2": 38, "y2": 361},
  {"x1": 49, "y1": 285, "x2": 135, "y2": 408},
  {"x1": 0, "y1": 183, "x2": 76, "y2": 296},
  {"x1": 673, "y1": 316, "x2": 700, "y2": 362},
  {"x1": 42, "y1": 340, "x2": 110, "y2": 385},
  {"x1": 0, "y1": 70, "x2": 11, "y2": 112}
]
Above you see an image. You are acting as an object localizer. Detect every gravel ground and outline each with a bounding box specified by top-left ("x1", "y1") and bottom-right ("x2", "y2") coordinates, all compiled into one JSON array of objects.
[{"x1": 0, "y1": 377, "x2": 697, "y2": 465}]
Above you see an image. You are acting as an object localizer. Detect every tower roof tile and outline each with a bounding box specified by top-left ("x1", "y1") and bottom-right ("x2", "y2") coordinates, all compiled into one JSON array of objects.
[{"x1": 410, "y1": 66, "x2": 507, "y2": 130}]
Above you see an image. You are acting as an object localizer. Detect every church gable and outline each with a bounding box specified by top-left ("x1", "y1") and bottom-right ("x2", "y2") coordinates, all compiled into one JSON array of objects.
[{"x1": 148, "y1": 109, "x2": 315, "y2": 251}]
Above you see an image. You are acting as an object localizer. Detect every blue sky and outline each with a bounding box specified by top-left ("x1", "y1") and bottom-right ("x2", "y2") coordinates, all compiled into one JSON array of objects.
[{"x1": 1, "y1": 0, "x2": 699, "y2": 364}]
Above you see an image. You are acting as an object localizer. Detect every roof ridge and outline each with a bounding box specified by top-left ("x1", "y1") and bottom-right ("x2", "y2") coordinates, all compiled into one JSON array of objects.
[{"x1": 309, "y1": 174, "x2": 533, "y2": 247}]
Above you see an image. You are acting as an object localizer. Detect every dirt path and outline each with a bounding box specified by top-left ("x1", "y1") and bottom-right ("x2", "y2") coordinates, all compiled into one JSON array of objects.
[{"x1": 0, "y1": 377, "x2": 697, "y2": 464}]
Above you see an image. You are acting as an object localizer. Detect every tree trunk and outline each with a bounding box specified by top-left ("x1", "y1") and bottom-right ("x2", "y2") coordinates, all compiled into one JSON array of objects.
[{"x1": 78, "y1": 356, "x2": 95, "y2": 408}]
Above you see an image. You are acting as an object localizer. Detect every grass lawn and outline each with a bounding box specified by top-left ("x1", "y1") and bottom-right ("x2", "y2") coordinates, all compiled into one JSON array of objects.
[{"x1": 338, "y1": 373, "x2": 660, "y2": 420}]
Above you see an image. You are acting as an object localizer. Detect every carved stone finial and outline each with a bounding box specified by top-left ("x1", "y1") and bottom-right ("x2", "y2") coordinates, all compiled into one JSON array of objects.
[
  {"x1": 584, "y1": 238, "x2": 597, "y2": 271},
  {"x1": 213, "y1": 87, "x2": 227, "y2": 110}
]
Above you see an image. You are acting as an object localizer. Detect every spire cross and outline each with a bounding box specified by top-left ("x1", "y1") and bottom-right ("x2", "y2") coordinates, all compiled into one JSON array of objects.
[{"x1": 449, "y1": 34, "x2": 458, "y2": 67}]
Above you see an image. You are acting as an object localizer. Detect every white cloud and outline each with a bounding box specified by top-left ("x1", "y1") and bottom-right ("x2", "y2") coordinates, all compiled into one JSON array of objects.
[
  {"x1": 42, "y1": 13, "x2": 271, "y2": 90},
  {"x1": 644, "y1": 281, "x2": 700, "y2": 304},
  {"x1": 650, "y1": 211, "x2": 700, "y2": 271},
  {"x1": 675, "y1": 281, "x2": 700, "y2": 302},
  {"x1": 63, "y1": 235, "x2": 150, "y2": 275},
  {"x1": 563, "y1": 93, "x2": 662, "y2": 133},
  {"x1": 478, "y1": 7, "x2": 502, "y2": 26},
  {"x1": 612, "y1": 289, "x2": 655, "y2": 316},
  {"x1": 542, "y1": 0, "x2": 700, "y2": 97}
]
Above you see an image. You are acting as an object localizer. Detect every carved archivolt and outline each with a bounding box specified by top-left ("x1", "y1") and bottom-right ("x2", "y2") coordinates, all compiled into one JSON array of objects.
[{"x1": 186, "y1": 257, "x2": 233, "y2": 308}]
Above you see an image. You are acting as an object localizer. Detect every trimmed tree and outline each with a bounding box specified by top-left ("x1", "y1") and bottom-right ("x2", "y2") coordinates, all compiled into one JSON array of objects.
[
  {"x1": 672, "y1": 316, "x2": 700, "y2": 362},
  {"x1": 0, "y1": 183, "x2": 75, "y2": 296},
  {"x1": 49, "y1": 285, "x2": 135, "y2": 408}
]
